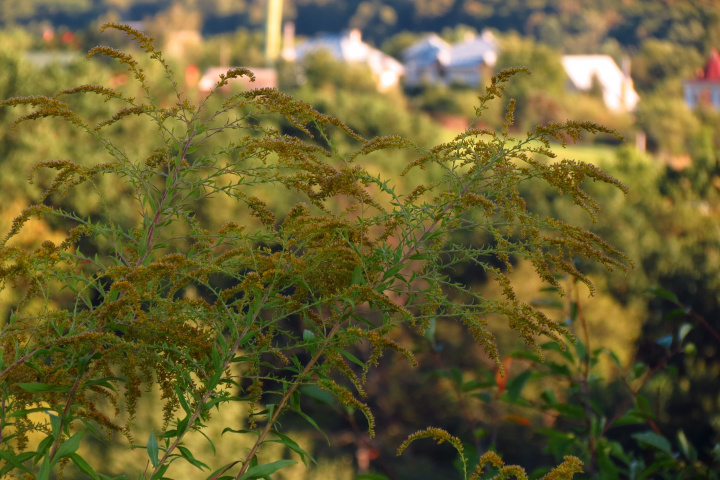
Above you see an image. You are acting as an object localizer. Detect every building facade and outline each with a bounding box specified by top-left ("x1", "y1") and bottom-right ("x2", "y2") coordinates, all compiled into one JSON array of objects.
[{"x1": 684, "y1": 49, "x2": 720, "y2": 109}]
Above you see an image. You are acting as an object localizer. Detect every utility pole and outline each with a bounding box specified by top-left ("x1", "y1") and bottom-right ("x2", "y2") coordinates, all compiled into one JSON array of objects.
[{"x1": 265, "y1": 0, "x2": 283, "y2": 64}]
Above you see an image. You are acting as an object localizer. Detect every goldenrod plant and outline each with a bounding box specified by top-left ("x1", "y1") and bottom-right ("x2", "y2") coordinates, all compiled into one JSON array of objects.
[{"x1": 0, "y1": 24, "x2": 630, "y2": 479}]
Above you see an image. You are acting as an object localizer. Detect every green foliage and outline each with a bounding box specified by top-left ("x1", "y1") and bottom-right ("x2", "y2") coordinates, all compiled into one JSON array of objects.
[
  {"x1": 522, "y1": 286, "x2": 720, "y2": 479},
  {"x1": 417, "y1": 279, "x2": 719, "y2": 479},
  {"x1": 299, "y1": 50, "x2": 379, "y2": 94},
  {"x1": 631, "y1": 39, "x2": 703, "y2": 95},
  {"x1": 0, "y1": 24, "x2": 630, "y2": 479},
  {"x1": 493, "y1": 35, "x2": 567, "y2": 131},
  {"x1": 635, "y1": 95, "x2": 700, "y2": 156}
]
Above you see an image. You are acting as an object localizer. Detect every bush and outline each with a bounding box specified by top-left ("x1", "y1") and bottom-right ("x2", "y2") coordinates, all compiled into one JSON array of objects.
[{"x1": 0, "y1": 24, "x2": 630, "y2": 480}]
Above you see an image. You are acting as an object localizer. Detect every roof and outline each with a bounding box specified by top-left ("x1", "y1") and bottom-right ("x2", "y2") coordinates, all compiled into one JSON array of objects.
[
  {"x1": 561, "y1": 55, "x2": 639, "y2": 111},
  {"x1": 402, "y1": 31, "x2": 497, "y2": 69},
  {"x1": 402, "y1": 34, "x2": 450, "y2": 67},
  {"x1": 293, "y1": 29, "x2": 404, "y2": 76},
  {"x1": 445, "y1": 32, "x2": 497, "y2": 68},
  {"x1": 695, "y1": 48, "x2": 720, "y2": 81}
]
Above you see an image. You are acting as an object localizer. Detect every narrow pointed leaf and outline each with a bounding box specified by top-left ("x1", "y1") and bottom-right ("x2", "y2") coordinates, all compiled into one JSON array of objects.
[
  {"x1": 147, "y1": 431, "x2": 159, "y2": 468},
  {"x1": 70, "y1": 453, "x2": 101, "y2": 480},
  {"x1": 237, "y1": 459, "x2": 297, "y2": 480}
]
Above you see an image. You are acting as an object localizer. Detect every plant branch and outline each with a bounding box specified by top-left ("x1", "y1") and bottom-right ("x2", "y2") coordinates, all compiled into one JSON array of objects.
[
  {"x1": 48, "y1": 369, "x2": 85, "y2": 461},
  {"x1": 234, "y1": 319, "x2": 345, "y2": 479}
]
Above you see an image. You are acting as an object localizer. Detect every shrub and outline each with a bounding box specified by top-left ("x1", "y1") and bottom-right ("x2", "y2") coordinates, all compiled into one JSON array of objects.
[{"x1": 0, "y1": 24, "x2": 629, "y2": 479}]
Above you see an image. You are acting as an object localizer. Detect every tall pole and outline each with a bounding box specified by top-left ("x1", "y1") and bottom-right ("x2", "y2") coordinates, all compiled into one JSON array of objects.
[{"x1": 265, "y1": 0, "x2": 283, "y2": 64}]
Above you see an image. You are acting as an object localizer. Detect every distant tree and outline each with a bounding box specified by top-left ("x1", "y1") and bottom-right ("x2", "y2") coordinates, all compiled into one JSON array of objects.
[
  {"x1": 635, "y1": 95, "x2": 700, "y2": 156},
  {"x1": 631, "y1": 39, "x2": 704, "y2": 95},
  {"x1": 494, "y1": 34, "x2": 566, "y2": 129}
]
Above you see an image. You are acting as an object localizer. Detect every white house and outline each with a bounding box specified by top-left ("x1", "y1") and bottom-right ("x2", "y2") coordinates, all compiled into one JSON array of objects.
[
  {"x1": 684, "y1": 49, "x2": 720, "y2": 109},
  {"x1": 285, "y1": 28, "x2": 405, "y2": 91},
  {"x1": 561, "y1": 55, "x2": 639, "y2": 112},
  {"x1": 403, "y1": 31, "x2": 498, "y2": 88}
]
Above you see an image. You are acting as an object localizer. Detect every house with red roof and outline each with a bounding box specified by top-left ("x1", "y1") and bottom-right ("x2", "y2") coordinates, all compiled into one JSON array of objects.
[{"x1": 684, "y1": 49, "x2": 720, "y2": 109}]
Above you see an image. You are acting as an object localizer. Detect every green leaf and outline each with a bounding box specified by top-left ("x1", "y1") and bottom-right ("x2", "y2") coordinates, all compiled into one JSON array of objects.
[
  {"x1": 424, "y1": 317, "x2": 436, "y2": 343},
  {"x1": 178, "y1": 445, "x2": 209, "y2": 471},
  {"x1": 355, "y1": 475, "x2": 391, "y2": 480},
  {"x1": 351, "y1": 264, "x2": 365, "y2": 286},
  {"x1": 677, "y1": 323, "x2": 693, "y2": 343},
  {"x1": 631, "y1": 362, "x2": 647, "y2": 380},
  {"x1": 69, "y1": 453, "x2": 101, "y2": 480},
  {"x1": 596, "y1": 445, "x2": 620, "y2": 477},
  {"x1": 206, "y1": 461, "x2": 241, "y2": 480},
  {"x1": 613, "y1": 410, "x2": 647, "y2": 426},
  {"x1": 176, "y1": 415, "x2": 189, "y2": 435},
  {"x1": 9, "y1": 406, "x2": 55, "y2": 418},
  {"x1": 569, "y1": 302, "x2": 579, "y2": 322},
  {"x1": 51, "y1": 430, "x2": 86, "y2": 464},
  {"x1": 237, "y1": 459, "x2": 297, "y2": 480},
  {"x1": 290, "y1": 390, "x2": 301, "y2": 411},
  {"x1": 150, "y1": 463, "x2": 169, "y2": 480},
  {"x1": 34, "y1": 435, "x2": 54, "y2": 461},
  {"x1": 267, "y1": 430, "x2": 315, "y2": 466},
  {"x1": 49, "y1": 413, "x2": 62, "y2": 438},
  {"x1": 82, "y1": 377, "x2": 123, "y2": 391},
  {"x1": 505, "y1": 370, "x2": 532, "y2": 404},
  {"x1": 635, "y1": 394, "x2": 652, "y2": 414},
  {"x1": 541, "y1": 389, "x2": 557, "y2": 406},
  {"x1": 17, "y1": 382, "x2": 70, "y2": 393},
  {"x1": 0, "y1": 450, "x2": 34, "y2": 475},
  {"x1": 147, "y1": 431, "x2": 159, "y2": 468},
  {"x1": 221, "y1": 428, "x2": 260, "y2": 437},
  {"x1": 677, "y1": 430, "x2": 697, "y2": 461},
  {"x1": 602, "y1": 348, "x2": 622, "y2": 368},
  {"x1": 300, "y1": 386, "x2": 336, "y2": 407},
  {"x1": 547, "y1": 362, "x2": 572, "y2": 377},
  {"x1": 381, "y1": 264, "x2": 403, "y2": 281},
  {"x1": 632, "y1": 431, "x2": 672, "y2": 454},
  {"x1": 174, "y1": 385, "x2": 192, "y2": 415},
  {"x1": 37, "y1": 457, "x2": 51, "y2": 480},
  {"x1": 650, "y1": 288, "x2": 680, "y2": 305},
  {"x1": 294, "y1": 409, "x2": 330, "y2": 444},
  {"x1": 198, "y1": 429, "x2": 217, "y2": 455},
  {"x1": 302, "y1": 329, "x2": 315, "y2": 342},
  {"x1": 337, "y1": 348, "x2": 365, "y2": 368},
  {"x1": 554, "y1": 403, "x2": 585, "y2": 419}
]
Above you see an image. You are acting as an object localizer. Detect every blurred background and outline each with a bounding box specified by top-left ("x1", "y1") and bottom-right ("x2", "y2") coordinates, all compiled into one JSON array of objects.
[{"x1": 1, "y1": 0, "x2": 719, "y2": 478}]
